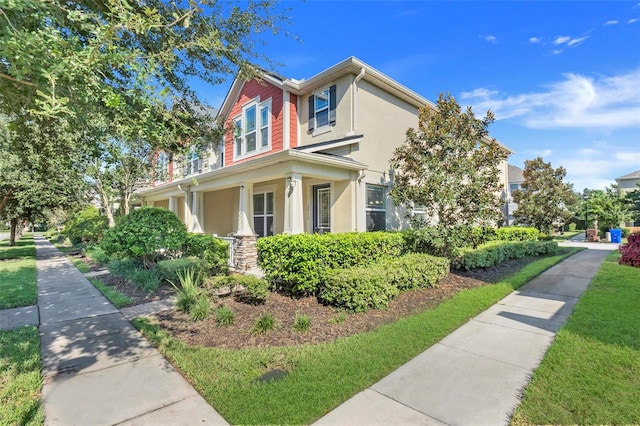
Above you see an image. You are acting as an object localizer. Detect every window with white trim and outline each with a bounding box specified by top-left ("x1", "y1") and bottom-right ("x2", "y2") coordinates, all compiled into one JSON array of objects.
[
  {"x1": 509, "y1": 183, "x2": 519, "y2": 192},
  {"x1": 154, "y1": 151, "x2": 169, "y2": 184},
  {"x1": 253, "y1": 192, "x2": 274, "y2": 237},
  {"x1": 233, "y1": 98, "x2": 271, "y2": 159},
  {"x1": 308, "y1": 85, "x2": 336, "y2": 132},
  {"x1": 184, "y1": 147, "x2": 202, "y2": 176},
  {"x1": 366, "y1": 184, "x2": 386, "y2": 231},
  {"x1": 412, "y1": 203, "x2": 427, "y2": 222}
]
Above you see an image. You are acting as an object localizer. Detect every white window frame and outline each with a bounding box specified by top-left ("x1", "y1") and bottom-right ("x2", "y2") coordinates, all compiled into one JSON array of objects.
[
  {"x1": 154, "y1": 151, "x2": 169, "y2": 184},
  {"x1": 233, "y1": 97, "x2": 272, "y2": 161},
  {"x1": 253, "y1": 191, "x2": 274, "y2": 237},
  {"x1": 184, "y1": 146, "x2": 202, "y2": 176}
]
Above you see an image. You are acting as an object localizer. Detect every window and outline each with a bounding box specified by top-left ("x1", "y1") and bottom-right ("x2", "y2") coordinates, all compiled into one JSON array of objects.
[
  {"x1": 412, "y1": 203, "x2": 427, "y2": 223},
  {"x1": 154, "y1": 151, "x2": 169, "y2": 184},
  {"x1": 366, "y1": 185, "x2": 386, "y2": 231},
  {"x1": 308, "y1": 85, "x2": 336, "y2": 132},
  {"x1": 510, "y1": 183, "x2": 519, "y2": 191},
  {"x1": 233, "y1": 98, "x2": 271, "y2": 159},
  {"x1": 253, "y1": 192, "x2": 274, "y2": 237},
  {"x1": 184, "y1": 147, "x2": 202, "y2": 176}
]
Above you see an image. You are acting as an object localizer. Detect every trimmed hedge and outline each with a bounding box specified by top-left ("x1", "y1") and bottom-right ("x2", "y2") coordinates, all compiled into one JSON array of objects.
[
  {"x1": 452, "y1": 240, "x2": 559, "y2": 271},
  {"x1": 257, "y1": 232, "x2": 404, "y2": 295},
  {"x1": 319, "y1": 267, "x2": 400, "y2": 313},
  {"x1": 157, "y1": 257, "x2": 209, "y2": 285},
  {"x1": 492, "y1": 227, "x2": 540, "y2": 242},
  {"x1": 64, "y1": 206, "x2": 108, "y2": 244},
  {"x1": 384, "y1": 253, "x2": 450, "y2": 291},
  {"x1": 183, "y1": 233, "x2": 229, "y2": 274},
  {"x1": 319, "y1": 253, "x2": 449, "y2": 312}
]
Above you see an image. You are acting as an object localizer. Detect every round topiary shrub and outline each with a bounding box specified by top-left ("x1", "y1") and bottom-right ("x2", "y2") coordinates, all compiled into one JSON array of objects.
[{"x1": 100, "y1": 207, "x2": 187, "y2": 267}]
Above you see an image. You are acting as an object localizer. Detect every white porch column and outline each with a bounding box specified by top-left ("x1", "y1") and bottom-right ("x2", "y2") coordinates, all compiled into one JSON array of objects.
[
  {"x1": 191, "y1": 191, "x2": 204, "y2": 233},
  {"x1": 236, "y1": 182, "x2": 255, "y2": 236},
  {"x1": 168, "y1": 196, "x2": 178, "y2": 215},
  {"x1": 284, "y1": 173, "x2": 304, "y2": 234}
]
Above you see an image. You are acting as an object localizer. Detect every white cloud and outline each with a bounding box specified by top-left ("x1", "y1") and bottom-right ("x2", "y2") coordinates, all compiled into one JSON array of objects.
[
  {"x1": 580, "y1": 148, "x2": 601, "y2": 156},
  {"x1": 567, "y1": 36, "x2": 589, "y2": 46},
  {"x1": 559, "y1": 149, "x2": 640, "y2": 190},
  {"x1": 460, "y1": 68, "x2": 640, "y2": 129},
  {"x1": 484, "y1": 35, "x2": 497, "y2": 43},
  {"x1": 554, "y1": 36, "x2": 571, "y2": 45},
  {"x1": 529, "y1": 37, "x2": 541, "y2": 43},
  {"x1": 604, "y1": 20, "x2": 619, "y2": 26},
  {"x1": 527, "y1": 149, "x2": 552, "y2": 158},
  {"x1": 629, "y1": 18, "x2": 638, "y2": 24},
  {"x1": 550, "y1": 49, "x2": 563, "y2": 55},
  {"x1": 460, "y1": 88, "x2": 498, "y2": 99}
]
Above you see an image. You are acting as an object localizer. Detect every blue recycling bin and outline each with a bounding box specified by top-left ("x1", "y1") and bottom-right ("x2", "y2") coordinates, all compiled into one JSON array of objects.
[{"x1": 610, "y1": 229, "x2": 622, "y2": 244}]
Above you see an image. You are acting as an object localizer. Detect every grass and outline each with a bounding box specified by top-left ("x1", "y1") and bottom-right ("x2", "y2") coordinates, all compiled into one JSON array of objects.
[
  {"x1": 88, "y1": 278, "x2": 135, "y2": 309},
  {"x1": 512, "y1": 251, "x2": 640, "y2": 425},
  {"x1": 0, "y1": 326, "x2": 44, "y2": 425},
  {"x1": 551, "y1": 230, "x2": 582, "y2": 241},
  {"x1": 0, "y1": 234, "x2": 37, "y2": 309},
  {"x1": 134, "y1": 247, "x2": 582, "y2": 425}
]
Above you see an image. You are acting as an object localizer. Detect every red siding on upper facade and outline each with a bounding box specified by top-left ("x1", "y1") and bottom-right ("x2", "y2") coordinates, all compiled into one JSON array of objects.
[
  {"x1": 289, "y1": 93, "x2": 298, "y2": 148},
  {"x1": 224, "y1": 79, "x2": 285, "y2": 166}
]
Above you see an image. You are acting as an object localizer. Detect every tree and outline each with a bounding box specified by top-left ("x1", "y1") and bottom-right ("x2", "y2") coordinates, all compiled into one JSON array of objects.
[
  {"x1": 390, "y1": 93, "x2": 508, "y2": 246},
  {"x1": 586, "y1": 186, "x2": 631, "y2": 232},
  {"x1": 626, "y1": 183, "x2": 640, "y2": 225},
  {"x1": 512, "y1": 157, "x2": 575, "y2": 234},
  {"x1": 0, "y1": 0, "x2": 289, "y2": 150}
]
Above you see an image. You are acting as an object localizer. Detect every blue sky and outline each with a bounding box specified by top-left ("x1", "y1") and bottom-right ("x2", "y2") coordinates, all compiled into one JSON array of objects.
[{"x1": 201, "y1": 1, "x2": 640, "y2": 192}]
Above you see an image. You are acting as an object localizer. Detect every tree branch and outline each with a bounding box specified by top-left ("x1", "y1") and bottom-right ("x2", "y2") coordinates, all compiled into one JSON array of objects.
[{"x1": 0, "y1": 72, "x2": 35, "y2": 87}]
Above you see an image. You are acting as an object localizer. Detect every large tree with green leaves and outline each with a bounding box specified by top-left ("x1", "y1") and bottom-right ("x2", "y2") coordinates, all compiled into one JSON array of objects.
[
  {"x1": 0, "y1": 0, "x2": 288, "y2": 148},
  {"x1": 585, "y1": 186, "x2": 631, "y2": 231},
  {"x1": 390, "y1": 93, "x2": 508, "y2": 235},
  {"x1": 512, "y1": 157, "x2": 575, "y2": 234}
]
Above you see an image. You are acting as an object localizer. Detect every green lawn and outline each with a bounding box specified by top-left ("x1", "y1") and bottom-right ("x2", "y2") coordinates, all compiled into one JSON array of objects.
[
  {"x1": 89, "y1": 278, "x2": 135, "y2": 308},
  {"x1": 552, "y1": 230, "x2": 582, "y2": 241},
  {"x1": 135, "y1": 247, "x2": 582, "y2": 425},
  {"x1": 0, "y1": 326, "x2": 43, "y2": 426},
  {"x1": 513, "y1": 252, "x2": 640, "y2": 424},
  {"x1": 0, "y1": 234, "x2": 37, "y2": 309}
]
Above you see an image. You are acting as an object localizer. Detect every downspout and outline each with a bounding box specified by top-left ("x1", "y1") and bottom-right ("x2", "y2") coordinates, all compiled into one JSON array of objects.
[
  {"x1": 352, "y1": 67, "x2": 366, "y2": 134},
  {"x1": 356, "y1": 169, "x2": 366, "y2": 231}
]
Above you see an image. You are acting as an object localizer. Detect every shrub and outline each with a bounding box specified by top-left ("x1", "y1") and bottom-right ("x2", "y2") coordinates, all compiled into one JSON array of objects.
[
  {"x1": 252, "y1": 312, "x2": 277, "y2": 334},
  {"x1": 190, "y1": 297, "x2": 211, "y2": 321},
  {"x1": 63, "y1": 206, "x2": 109, "y2": 244},
  {"x1": 107, "y1": 258, "x2": 141, "y2": 278},
  {"x1": 401, "y1": 225, "x2": 471, "y2": 258},
  {"x1": 382, "y1": 253, "x2": 450, "y2": 291},
  {"x1": 183, "y1": 233, "x2": 229, "y2": 274},
  {"x1": 169, "y1": 269, "x2": 203, "y2": 315},
  {"x1": 293, "y1": 313, "x2": 311, "y2": 332},
  {"x1": 99, "y1": 207, "x2": 187, "y2": 267},
  {"x1": 621, "y1": 228, "x2": 632, "y2": 238},
  {"x1": 319, "y1": 267, "x2": 400, "y2": 313},
  {"x1": 85, "y1": 245, "x2": 110, "y2": 265},
  {"x1": 452, "y1": 240, "x2": 559, "y2": 271},
  {"x1": 216, "y1": 306, "x2": 235, "y2": 326},
  {"x1": 619, "y1": 232, "x2": 640, "y2": 268},
  {"x1": 128, "y1": 268, "x2": 163, "y2": 293},
  {"x1": 257, "y1": 232, "x2": 403, "y2": 296},
  {"x1": 568, "y1": 223, "x2": 577, "y2": 232},
  {"x1": 156, "y1": 257, "x2": 208, "y2": 286},
  {"x1": 492, "y1": 227, "x2": 540, "y2": 242}
]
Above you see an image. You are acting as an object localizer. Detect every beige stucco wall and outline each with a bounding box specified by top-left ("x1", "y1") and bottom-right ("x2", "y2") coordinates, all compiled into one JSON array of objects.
[
  {"x1": 154, "y1": 199, "x2": 169, "y2": 209},
  {"x1": 299, "y1": 74, "x2": 354, "y2": 146},
  {"x1": 177, "y1": 196, "x2": 186, "y2": 223},
  {"x1": 617, "y1": 178, "x2": 640, "y2": 193},
  {"x1": 202, "y1": 188, "x2": 236, "y2": 236},
  {"x1": 332, "y1": 178, "x2": 354, "y2": 232}
]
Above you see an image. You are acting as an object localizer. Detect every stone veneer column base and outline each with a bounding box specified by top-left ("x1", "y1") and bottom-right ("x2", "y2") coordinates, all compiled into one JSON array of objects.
[{"x1": 234, "y1": 235, "x2": 258, "y2": 270}]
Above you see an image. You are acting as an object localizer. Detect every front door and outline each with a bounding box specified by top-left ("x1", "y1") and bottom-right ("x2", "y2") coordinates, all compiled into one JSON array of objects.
[{"x1": 313, "y1": 184, "x2": 331, "y2": 234}]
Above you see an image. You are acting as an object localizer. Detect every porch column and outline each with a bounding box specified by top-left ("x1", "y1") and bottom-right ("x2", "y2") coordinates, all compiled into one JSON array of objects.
[
  {"x1": 168, "y1": 196, "x2": 178, "y2": 215},
  {"x1": 183, "y1": 190, "x2": 192, "y2": 230},
  {"x1": 284, "y1": 173, "x2": 304, "y2": 234},
  {"x1": 191, "y1": 191, "x2": 203, "y2": 233},
  {"x1": 236, "y1": 182, "x2": 254, "y2": 236}
]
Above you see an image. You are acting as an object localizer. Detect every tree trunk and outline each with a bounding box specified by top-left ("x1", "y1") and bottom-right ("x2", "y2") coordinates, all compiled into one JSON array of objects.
[
  {"x1": 95, "y1": 176, "x2": 116, "y2": 227},
  {"x1": 9, "y1": 217, "x2": 17, "y2": 246}
]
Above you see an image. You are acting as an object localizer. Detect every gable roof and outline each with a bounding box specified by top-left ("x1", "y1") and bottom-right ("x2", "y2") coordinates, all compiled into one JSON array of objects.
[
  {"x1": 508, "y1": 164, "x2": 525, "y2": 183},
  {"x1": 615, "y1": 169, "x2": 640, "y2": 180}
]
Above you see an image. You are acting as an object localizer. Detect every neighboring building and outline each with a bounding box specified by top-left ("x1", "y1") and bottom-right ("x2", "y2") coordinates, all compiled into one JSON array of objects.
[
  {"x1": 138, "y1": 57, "x2": 512, "y2": 268},
  {"x1": 615, "y1": 169, "x2": 640, "y2": 194},
  {"x1": 504, "y1": 164, "x2": 525, "y2": 225}
]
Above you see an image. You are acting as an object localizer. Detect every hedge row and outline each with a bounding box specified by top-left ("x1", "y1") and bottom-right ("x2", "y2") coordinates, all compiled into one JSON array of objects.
[
  {"x1": 452, "y1": 240, "x2": 559, "y2": 271},
  {"x1": 319, "y1": 253, "x2": 450, "y2": 312},
  {"x1": 257, "y1": 232, "x2": 404, "y2": 295}
]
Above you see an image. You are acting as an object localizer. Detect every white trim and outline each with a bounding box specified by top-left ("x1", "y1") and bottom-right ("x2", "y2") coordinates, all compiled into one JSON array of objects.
[
  {"x1": 283, "y1": 90, "x2": 290, "y2": 150},
  {"x1": 233, "y1": 97, "x2": 272, "y2": 162}
]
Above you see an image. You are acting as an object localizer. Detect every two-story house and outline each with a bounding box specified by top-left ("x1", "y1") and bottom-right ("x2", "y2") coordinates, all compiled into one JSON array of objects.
[{"x1": 138, "y1": 57, "x2": 512, "y2": 269}]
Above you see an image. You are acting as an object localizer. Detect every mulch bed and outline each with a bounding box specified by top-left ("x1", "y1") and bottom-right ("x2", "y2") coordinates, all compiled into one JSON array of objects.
[{"x1": 71, "y1": 251, "x2": 537, "y2": 349}]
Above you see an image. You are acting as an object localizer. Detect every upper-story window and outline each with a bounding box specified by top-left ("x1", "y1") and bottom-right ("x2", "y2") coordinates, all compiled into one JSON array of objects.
[
  {"x1": 154, "y1": 151, "x2": 169, "y2": 184},
  {"x1": 184, "y1": 147, "x2": 202, "y2": 176},
  {"x1": 509, "y1": 183, "x2": 519, "y2": 192},
  {"x1": 233, "y1": 98, "x2": 271, "y2": 160},
  {"x1": 308, "y1": 85, "x2": 336, "y2": 132}
]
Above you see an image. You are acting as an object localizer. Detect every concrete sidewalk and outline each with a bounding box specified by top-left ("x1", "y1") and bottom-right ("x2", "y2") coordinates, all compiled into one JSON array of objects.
[
  {"x1": 35, "y1": 235, "x2": 228, "y2": 426},
  {"x1": 314, "y1": 247, "x2": 612, "y2": 426}
]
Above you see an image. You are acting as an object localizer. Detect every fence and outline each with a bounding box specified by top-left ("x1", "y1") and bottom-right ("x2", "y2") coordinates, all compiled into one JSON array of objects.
[{"x1": 214, "y1": 236, "x2": 236, "y2": 267}]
